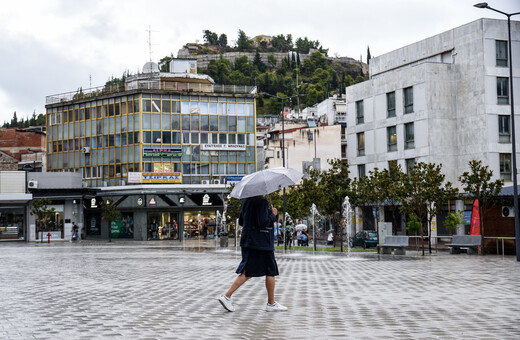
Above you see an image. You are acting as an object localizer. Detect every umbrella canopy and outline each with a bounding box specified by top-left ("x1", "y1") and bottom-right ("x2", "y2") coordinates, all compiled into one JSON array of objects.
[
  {"x1": 230, "y1": 167, "x2": 303, "y2": 199},
  {"x1": 295, "y1": 223, "x2": 307, "y2": 231}
]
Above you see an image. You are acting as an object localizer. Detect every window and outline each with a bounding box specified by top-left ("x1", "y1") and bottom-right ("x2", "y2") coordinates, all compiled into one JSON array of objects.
[
  {"x1": 497, "y1": 77, "x2": 509, "y2": 104},
  {"x1": 405, "y1": 122, "x2": 414, "y2": 149},
  {"x1": 405, "y1": 158, "x2": 415, "y2": 173},
  {"x1": 500, "y1": 153, "x2": 512, "y2": 181},
  {"x1": 358, "y1": 164, "x2": 366, "y2": 178},
  {"x1": 404, "y1": 87, "x2": 413, "y2": 113},
  {"x1": 496, "y1": 40, "x2": 508, "y2": 67},
  {"x1": 357, "y1": 132, "x2": 365, "y2": 156},
  {"x1": 499, "y1": 115, "x2": 511, "y2": 143},
  {"x1": 387, "y1": 126, "x2": 397, "y2": 151},
  {"x1": 356, "y1": 100, "x2": 364, "y2": 124},
  {"x1": 387, "y1": 92, "x2": 396, "y2": 117}
]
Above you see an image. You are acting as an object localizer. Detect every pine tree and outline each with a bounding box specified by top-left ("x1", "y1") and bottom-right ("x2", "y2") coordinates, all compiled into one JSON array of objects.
[{"x1": 367, "y1": 46, "x2": 372, "y2": 65}]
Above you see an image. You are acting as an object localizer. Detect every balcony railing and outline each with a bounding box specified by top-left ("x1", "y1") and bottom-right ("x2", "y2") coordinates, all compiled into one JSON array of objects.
[{"x1": 46, "y1": 80, "x2": 257, "y2": 105}]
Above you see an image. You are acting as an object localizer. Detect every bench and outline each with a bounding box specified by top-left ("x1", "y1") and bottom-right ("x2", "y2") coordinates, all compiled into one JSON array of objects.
[
  {"x1": 447, "y1": 235, "x2": 481, "y2": 255},
  {"x1": 378, "y1": 236, "x2": 409, "y2": 255}
]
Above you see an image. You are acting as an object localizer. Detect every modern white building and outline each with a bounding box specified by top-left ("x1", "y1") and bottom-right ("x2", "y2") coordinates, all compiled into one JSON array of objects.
[{"x1": 345, "y1": 18, "x2": 519, "y2": 188}]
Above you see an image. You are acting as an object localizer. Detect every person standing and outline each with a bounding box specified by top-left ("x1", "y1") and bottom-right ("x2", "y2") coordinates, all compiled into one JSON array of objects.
[{"x1": 218, "y1": 195, "x2": 287, "y2": 312}]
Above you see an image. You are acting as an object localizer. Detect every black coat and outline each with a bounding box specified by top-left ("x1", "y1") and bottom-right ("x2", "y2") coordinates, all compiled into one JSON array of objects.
[{"x1": 239, "y1": 196, "x2": 277, "y2": 251}]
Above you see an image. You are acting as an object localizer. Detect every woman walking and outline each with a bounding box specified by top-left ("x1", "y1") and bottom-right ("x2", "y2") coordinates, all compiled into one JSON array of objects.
[{"x1": 218, "y1": 195, "x2": 287, "y2": 312}]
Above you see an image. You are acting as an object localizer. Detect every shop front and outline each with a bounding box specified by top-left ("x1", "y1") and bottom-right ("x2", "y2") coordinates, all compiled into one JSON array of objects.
[
  {"x1": 97, "y1": 186, "x2": 226, "y2": 241},
  {"x1": 0, "y1": 207, "x2": 27, "y2": 241}
]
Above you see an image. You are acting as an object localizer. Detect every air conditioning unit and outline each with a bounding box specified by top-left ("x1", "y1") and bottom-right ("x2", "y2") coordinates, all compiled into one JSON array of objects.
[
  {"x1": 28, "y1": 180, "x2": 38, "y2": 188},
  {"x1": 82, "y1": 147, "x2": 90, "y2": 153},
  {"x1": 201, "y1": 180, "x2": 210, "y2": 185},
  {"x1": 213, "y1": 179, "x2": 221, "y2": 184},
  {"x1": 502, "y1": 206, "x2": 515, "y2": 218}
]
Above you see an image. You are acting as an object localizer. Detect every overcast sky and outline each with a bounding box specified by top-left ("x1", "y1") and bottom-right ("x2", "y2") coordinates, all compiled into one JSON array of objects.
[{"x1": 0, "y1": 0, "x2": 517, "y2": 125}]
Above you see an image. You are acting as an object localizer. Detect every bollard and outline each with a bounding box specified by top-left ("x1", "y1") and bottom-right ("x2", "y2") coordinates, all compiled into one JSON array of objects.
[{"x1": 47, "y1": 232, "x2": 51, "y2": 244}]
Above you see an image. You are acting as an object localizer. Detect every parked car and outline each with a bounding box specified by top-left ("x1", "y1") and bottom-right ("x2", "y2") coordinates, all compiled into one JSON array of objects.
[{"x1": 350, "y1": 230, "x2": 378, "y2": 249}]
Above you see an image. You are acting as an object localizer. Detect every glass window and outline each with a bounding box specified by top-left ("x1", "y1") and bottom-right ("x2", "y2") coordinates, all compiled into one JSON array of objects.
[
  {"x1": 387, "y1": 126, "x2": 397, "y2": 151},
  {"x1": 497, "y1": 77, "x2": 509, "y2": 104},
  {"x1": 496, "y1": 40, "x2": 508, "y2": 67},
  {"x1": 152, "y1": 99, "x2": 161, "y2": 112},
  {"x1": 210, "y1": 116, "x2": 218, "y2": 131},
  {"x1": 182, "y1": 116, "x2": 190, "y2": 130},
  {"x1": 500, "y1": 153, "x2": 512, "y2": 180},
  {"x1": 172, "y1": 132, "x2": 180, "y2": 144},
  {"x1": 172, "y1": 115, "x2": 180, "y2": 130},
  {"x1": 191, "y1": 115, "x2": 199, "y2": 130},
  {"x1": 181, "y1": 101, "x2": 190, "y2": 114},
  {"x1": 219, "y1": 116, "x2": 228, "y2": 131},
  {"x1": 183, "y1": 132, "x2": 190, "y2": 144},
  {"x1": 387, "y1": 92, "x2": 396, "y2": 117},
  {"x1": 499, "y1": 115, "x2": 511, "y2": 143},
  {"x1": 152, "y1": 114, "x2": 161, "y2": 130},
  {"x1": 200, "y1": 102, "x2": 209, "y2": 114},
  {"x1": 162, "y1": 114, "x2": 171, "y2": 130},
  {"x1": 406, "y1": 158, "x2": 415, "y2": 173},
  {"x1": 142, "y1": 114, "x2": 151, "y2": 129},
  {"x1": 356, "y1": 100, "x2": 364, "y2": 124},
  {"x1": 162, "y1": 131, "x2": 171, "y2": 144},
  {"x1": 357, "y1": 132, "x2": 365, "y2": 156},
  {"x1": 405, "y1": 122, "x2": 414, "y2": 149},
  {"x1": 171, "y1": 101, "x2": 180, "y2": 113},
  {"x1": 228, "y1": 116, "x2": 237, "y2": 131},
  {"x1": 237, "y1": 117, "x2": 246, "y2": 132},
  {"x1": 404, "y1": 87, "x2": 413, "y2": 113},
  {"x1": 191, "y1": 133, "x2": 199, "y2": 144},
  {"x1": 200, "y1": 115, "x2": 209, "y2": 131},
  {"x1": 358, "y1": 164, "x2": 365, "y2": 178},
  {"x1": 143, "y1": 100, "x2": 151, "y2": 112}
]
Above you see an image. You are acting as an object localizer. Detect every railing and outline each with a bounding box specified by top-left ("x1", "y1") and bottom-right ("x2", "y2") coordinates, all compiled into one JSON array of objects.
[
  {"x1": 484, "y1": 236, "x2": 516, "y2": 256},
  {"x1": 408, "y1": 235, "x2": 515, "y2": 256},
  {"x1": 46, "y1": 81, "x2": 257, "y2": 105}
]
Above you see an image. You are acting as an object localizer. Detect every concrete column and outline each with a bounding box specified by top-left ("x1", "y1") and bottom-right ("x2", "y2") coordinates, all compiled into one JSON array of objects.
[
  {"x1": 133, "y1": 211, "x2": 147, "y2": 241},
  {"x1": 355, "y1": 207, "x2": 363, "y2": 233},
  {"x1": 455, "y1": 199, "x2": 465, "y2": 235}
]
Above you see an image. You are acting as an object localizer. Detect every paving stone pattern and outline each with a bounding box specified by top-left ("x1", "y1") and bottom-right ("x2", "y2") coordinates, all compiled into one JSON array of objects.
[{"x1": 1, "y1": 242, "x2": 520, "y2": 339}]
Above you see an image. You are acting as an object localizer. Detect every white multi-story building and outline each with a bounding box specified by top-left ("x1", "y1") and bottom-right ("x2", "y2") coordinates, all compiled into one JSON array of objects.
[{"x1": 346, "y1": 18, "x2": 519, "y2": 188}]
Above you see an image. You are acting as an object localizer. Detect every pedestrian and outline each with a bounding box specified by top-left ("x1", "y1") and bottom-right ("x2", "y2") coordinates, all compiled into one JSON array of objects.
[
  {"x1": 202, "y1": 220, "x2": 208, "y2": 239},
  {"x1": 218, "y1": 195, "x2": 287, "y2": 312},
  {"x1": 70, "y1": 222, "x2": 80, "y2": 241}
]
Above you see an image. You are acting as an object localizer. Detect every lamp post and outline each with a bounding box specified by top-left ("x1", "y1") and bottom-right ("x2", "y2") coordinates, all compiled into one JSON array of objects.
[
  {"x1": 474, "y1": 3, "x2": 520, "y2": 260},
  {"x1": 261, "y1": 92, "x2": 304, "y2": 252}
]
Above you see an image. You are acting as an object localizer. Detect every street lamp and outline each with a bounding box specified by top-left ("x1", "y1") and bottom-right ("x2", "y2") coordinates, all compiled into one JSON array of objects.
[
  {"x1": 261, "y1": 92, "x2": 305, "y2": 252},
  {"x1": 474, "y1": 3, "x2": 520, "y2": 260}
]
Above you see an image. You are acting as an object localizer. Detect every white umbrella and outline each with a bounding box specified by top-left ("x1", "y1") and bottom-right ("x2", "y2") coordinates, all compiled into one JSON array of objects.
[
  {"x1": 230, "y1": 167, "x2": 303, "y2": 199},
  {"x1": 295, "y1": 223, "x2": 307, "y2": 231}
]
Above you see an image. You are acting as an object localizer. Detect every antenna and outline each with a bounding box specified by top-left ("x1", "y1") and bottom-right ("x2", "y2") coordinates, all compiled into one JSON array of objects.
[{"x1": 146, "y1": 25, "x2": 159, "y2": 64}]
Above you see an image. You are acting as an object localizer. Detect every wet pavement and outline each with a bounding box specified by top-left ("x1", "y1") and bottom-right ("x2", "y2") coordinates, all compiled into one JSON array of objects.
[{"x1": 0, "y1": 240, "x2": 519, "y2": 339}]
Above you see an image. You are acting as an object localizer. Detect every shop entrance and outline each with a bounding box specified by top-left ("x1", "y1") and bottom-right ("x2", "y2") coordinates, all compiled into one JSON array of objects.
[
  {"x1": 147, "y1": 212, "x2": 180, "y2": 240},
  {"x1": 183, "y1": 210, "x2": 218, "y2": 240}
]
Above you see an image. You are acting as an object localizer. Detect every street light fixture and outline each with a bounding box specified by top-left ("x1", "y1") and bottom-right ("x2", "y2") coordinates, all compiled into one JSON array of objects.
[
  {"x1": 261, "y1": 92, "x2": 305, "y2": 252},
  {"x1": 474, "y1": 3, "x2": 520, "y2": 260}
]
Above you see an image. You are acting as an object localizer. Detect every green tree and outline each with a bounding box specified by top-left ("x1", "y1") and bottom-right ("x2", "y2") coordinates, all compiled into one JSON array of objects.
[
  {"x1": 206, "y1": 57, "x2": 231, "y2": 84},
  {"x1": 30, "y1": 198, "x2": 55, "y2": 234},
  {"x1": 218, "y1": 34, "x2": 228, "y2": 48},
  {"x1": 100, "y1": 198, "x2": 120, "y2": 242},
  {"x1": 236, "y1": 29, "x2": 252, "y2": 51},
  {"x1": 399, "y1": 162, "x2": 457, "y2": 255},
  {"x1": 367, "y1": 46, "x2": 371, "y2": 65},
  {"x1": 203, "y1": 30, "x2": 218, "y2": 45},
  {"x1": 445, "y1": 211, "x2": 464, "y2": 235},
  {"x1": 253, "y1": 51, "x2": 267, "y2": 72},
  {"x1": 458, "y1": 159, "x2": 504, "y2": 239},
  {"x1": 314, "y1": 159, "x2": 351, "y2": 251}
]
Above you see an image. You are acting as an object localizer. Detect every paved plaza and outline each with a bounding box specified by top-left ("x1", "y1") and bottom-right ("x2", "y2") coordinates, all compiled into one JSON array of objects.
[{"x1": 1, "y1": 240, "x2": 520, "y2": 339}]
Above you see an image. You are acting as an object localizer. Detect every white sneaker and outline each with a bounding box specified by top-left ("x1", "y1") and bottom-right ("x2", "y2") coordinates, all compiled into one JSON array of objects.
[
  {"x1": 218, "y1": 295, "x2": 235, "y2": 312},
  {"x1": 266, "y1": 301, "x2": 288, "y2": 312}
]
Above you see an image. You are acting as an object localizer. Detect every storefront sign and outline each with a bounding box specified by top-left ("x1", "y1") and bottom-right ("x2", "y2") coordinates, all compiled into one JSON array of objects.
[
  {"x1": 149, "y1": 198, "x2": 156, "y2": 205},
  {"x1": 188, "y1": 193, "x2": 223, "y2": 207},
  {"x1": 202, "y1": 194, "x2": 212, "y2": 206},
  {"x1": 143, "y1": 148, "x2": 182, "y2": 157},
  {"x1": 128, "y1": 172, "x2": 142, "y2": 184},
  {"x1": 142, "y1": 173, "x2": 182, "y2": 184},
  {"x1": 90, "y1": 198, "x2": 98, "y2": 208},
  {"x1": 137, "y1": 198, "x2": 143, "y2": 206},
  {"x1": 201, "y1": 144, "x2": 246, "y2": 151},
  {"x1": 226, "y1": 176, "x2": 244, "y2": 183}
]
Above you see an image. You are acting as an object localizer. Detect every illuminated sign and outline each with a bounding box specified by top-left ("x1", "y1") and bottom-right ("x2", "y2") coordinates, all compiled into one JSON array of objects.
[{"x1": 143, "y1": 148, "x2": 182, "y2": 157}]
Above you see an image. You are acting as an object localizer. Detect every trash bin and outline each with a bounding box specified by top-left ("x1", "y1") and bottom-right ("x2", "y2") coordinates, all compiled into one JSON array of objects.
[{"x1": 219, "y1": 234, "x2": 229, "y2": 247}]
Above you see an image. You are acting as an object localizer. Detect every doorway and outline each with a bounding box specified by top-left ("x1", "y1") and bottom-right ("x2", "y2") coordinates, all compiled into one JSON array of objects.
[{"x1": 147, "y1": 212, "x2": 180, "y2": 240}]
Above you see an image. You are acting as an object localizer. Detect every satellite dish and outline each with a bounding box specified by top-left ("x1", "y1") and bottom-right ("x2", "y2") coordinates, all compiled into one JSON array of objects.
[{"x1": 143, "y1": 62, "x2": 159, "y2": 73}]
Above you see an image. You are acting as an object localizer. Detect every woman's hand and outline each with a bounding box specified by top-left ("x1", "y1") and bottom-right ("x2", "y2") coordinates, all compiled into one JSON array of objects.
[{"x1": 271, "y1": 206, "x2": 278, "y2": 216}]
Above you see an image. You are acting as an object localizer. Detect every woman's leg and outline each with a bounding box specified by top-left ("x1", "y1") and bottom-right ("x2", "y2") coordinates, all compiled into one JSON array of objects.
[
  {"x1": 225, "y1": 272, "x2": 250, "y2": 298},
  {"x1": 265, "y1": 276, "x2": 275, "y2": 304}
]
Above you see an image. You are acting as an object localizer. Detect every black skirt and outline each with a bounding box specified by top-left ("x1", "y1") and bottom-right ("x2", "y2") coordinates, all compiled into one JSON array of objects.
[{"x1": 235, "y1": 247, "x2": 279, "y2": 277}]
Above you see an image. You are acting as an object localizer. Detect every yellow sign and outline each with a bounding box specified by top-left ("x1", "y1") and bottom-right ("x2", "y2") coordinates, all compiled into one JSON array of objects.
[{"x1": 142, "y1": 172, "x2": 181, "y2": 184}]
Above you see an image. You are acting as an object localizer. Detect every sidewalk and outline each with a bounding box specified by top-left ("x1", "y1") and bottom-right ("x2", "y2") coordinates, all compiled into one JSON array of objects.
[{"x1": 1, "y1": 241, "x2": 519, "y2": 339}]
